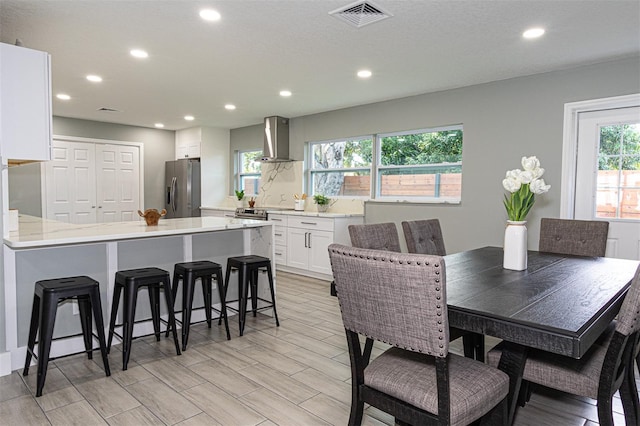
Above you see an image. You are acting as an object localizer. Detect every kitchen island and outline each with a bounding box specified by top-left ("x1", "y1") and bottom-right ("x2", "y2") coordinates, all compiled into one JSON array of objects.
[{"x1": 1, "y1": 215, "x2": 274, "y2": 375}]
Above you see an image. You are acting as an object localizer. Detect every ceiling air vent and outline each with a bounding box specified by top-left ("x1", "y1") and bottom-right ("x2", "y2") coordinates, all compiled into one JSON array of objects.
[
  {"x1": 329, "y1": 1, "x2": 392, "y2": 28},
  {"x1": 97, "y1": 107, "x2": 120, "y2": 112}
]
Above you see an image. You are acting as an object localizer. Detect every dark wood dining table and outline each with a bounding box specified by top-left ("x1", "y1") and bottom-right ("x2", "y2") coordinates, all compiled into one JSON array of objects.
[{"x1": 445, "y1": 246, "x2": 640, "y2": 424}]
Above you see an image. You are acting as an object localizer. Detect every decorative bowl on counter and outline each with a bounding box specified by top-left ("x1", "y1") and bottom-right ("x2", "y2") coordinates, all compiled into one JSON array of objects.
[{"x1": 138, "y1": 208, "x2": 166, "y2": 226}]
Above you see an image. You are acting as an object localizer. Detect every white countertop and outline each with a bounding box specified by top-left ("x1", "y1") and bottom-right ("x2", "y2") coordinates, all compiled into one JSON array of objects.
[
  {"x1": 200, "y1": 206, "x2": 363, "y2": 218},
  {"x1": 200, "y1": 206, "x2": 236, "y2": 212},
  {"x1": 4, "y1": 215, "x2": 271, "y2": 249},
  {"x1": 266, "y1": 210, "x2": 363, "y2": 218}
]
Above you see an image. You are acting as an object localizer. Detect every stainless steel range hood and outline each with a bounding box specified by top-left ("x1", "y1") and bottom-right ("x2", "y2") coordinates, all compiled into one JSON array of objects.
[{"x1": 261, "y1": 116, "x2": 291, "y2": 162}]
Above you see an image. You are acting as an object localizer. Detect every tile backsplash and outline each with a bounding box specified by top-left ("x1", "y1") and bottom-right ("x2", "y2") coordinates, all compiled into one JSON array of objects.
[{"x1": 256, "y1": 161, "x2": 304, "y2": 208}]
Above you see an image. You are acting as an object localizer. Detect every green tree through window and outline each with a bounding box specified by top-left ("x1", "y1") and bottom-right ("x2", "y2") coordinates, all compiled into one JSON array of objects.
[{"x1": 308, "y1": 126, "x2": 463, "y2": 200}]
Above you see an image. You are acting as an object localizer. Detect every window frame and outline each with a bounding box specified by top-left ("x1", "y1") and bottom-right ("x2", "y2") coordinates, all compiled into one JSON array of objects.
[
  {"x1": 374, "y1": 125, "x2": 463, "y2": 203},
  {"x1": 235, "y1": 149, "x2": 262, "y2": 196},
  {"x1": 306, "y1": 125, "x2": 463, "y2": 203},
  {"x1": 307, "y1": 137, "x2": 373, "y2": 199}
]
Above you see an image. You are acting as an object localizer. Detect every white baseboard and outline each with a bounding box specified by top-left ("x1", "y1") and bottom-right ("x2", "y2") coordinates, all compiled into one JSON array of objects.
[{"x1": 0, "y1": 351, "x2": 12, "y2": 376}]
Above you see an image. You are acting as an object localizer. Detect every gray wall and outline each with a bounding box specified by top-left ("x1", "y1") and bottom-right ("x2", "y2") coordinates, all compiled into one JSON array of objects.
[
  {"x1": 0, "y1": 171, "x2": 4, "y2": 353},
  {"x1": 8, "y1": 162, "x2": 42, "y2": 216},
  {"x1": 230, "y1": 57, "x2": 640, "y2": 254},
  {"x1": 52, "y1": 117, "x2": 175, "y2": 209}
]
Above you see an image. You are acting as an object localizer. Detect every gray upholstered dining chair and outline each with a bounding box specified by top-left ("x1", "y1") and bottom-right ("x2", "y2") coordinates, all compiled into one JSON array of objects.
[
  {"x1": 329, "y1": 244, "x2": 509, "y2": 426},
  {"x1": 401, "y1": 219, "x2": 447, "y2": 256},
  {"x1": 401, "y1": 218, "x2": 484, "y2": 362},
  {"x1": 348, "y1": 222, "x2": 402, "y2": 252},
  {"x1": 487, "y1": 264, "x2": 640, "y2": 426},
  {"x1": 330, "y1": 223, "x2": 403, "y2": 296},
  {"x1": 539, "y1": 218, "x2": 609, "y2": 257}
]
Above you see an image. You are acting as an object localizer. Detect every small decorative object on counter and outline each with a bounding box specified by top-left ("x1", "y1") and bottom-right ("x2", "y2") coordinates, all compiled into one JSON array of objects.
[
  {"x1": 248, "y1": 197, "x2": 256, "y2": 208},
  {"x1": 138, "y1": 208, "x2": 167, "y2": 226},
  {"x1": 294, "y1": 193, "x2": 307, "y2": 211},
  {"x1": 501, "y1": 156, "x2": 551, "y2": 270},
  {"x1": 235, "y1": 189, "x2": 245, "y2": 208},
  {"x1": 313, "y1": 194, "x2": 330, "y2": 213}
]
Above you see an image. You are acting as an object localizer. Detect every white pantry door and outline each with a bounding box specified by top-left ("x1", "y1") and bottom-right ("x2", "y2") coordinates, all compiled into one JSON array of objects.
[
  {"x1": 95, "y1": 144, "x2": 140, "y2": 222},
  {"x1": 574, "y1": 106, "x2": 640, "y2": 260},
  {"x1": 45, "y1": 141, "x2": 97, "y2": 223}
]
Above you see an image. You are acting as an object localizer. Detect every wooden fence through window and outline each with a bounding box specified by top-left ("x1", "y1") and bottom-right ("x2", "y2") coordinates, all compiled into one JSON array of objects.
[
  {"x1": 340, "y1": 174, "x2": 462, "y2": 198},
  {"x1": 596, "y1": 170, "x2": 640, "y2": 220}
]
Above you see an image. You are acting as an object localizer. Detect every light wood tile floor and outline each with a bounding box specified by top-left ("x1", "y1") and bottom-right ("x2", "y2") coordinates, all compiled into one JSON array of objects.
[{"x1": 1, "y1": 271, "x2": 638, "y2": 425}]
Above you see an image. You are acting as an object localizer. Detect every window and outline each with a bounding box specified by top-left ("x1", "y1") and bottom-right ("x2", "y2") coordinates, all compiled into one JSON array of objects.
[
  {"x1": 596, "y1": 122, "x2": 640, "y2": 220},
  {"x1": 307, "y1": 125, "x2": 463, "y2": 202},
  {"x1": 308, "y1": 138, "x2": 372, "y2": 197},
  {"x1": 377, "y1": 127, "x2": 462, "y2": 200},
  {"x1": 236, "y1": 150, "x2": 262, "y2": 195}
]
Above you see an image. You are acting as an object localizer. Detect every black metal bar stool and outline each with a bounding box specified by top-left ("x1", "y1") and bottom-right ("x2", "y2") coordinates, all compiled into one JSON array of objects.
[
  {"x1": 23, "y1": 276, "x2": 110, "y2": 397},
  {"x1": 107, "y1": 267, "x2": 181, "y2": 370},
  {"x1": 165, "y1": 261, "x2": 231, "y2": 350},
  {"x1": 222, "y1": 255, "x2": 279, "y2": 336}
]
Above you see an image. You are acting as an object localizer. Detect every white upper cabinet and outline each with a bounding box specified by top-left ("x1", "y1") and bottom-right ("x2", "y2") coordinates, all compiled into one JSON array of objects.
[
  {"x1": 0, "y1": 43, "x2": 52, "y2": 161},
  {"x1": 175, "y1": 140, "x2": 201, "y2": 159},
  {"x1": 175, "y1": 127, "x2": 201, "y2": 159}
]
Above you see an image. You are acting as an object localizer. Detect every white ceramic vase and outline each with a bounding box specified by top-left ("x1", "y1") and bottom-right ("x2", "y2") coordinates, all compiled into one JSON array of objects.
[
  {"x1": 503, "y1": 220, "x2": 528, "y2": 271},
  {"x1": 235, "y1": 199, "x2": 244, "y2": 208}
]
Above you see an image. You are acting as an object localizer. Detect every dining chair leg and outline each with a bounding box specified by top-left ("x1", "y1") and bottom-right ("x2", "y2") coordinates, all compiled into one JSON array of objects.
[
  {"x1": 596, "y1": 396, "x2": 615, "y2": 426},
  {"x1": 480, "y1": 396, "x2": 508, "y2": 426},
  {"x1": 619, "y1": 362, "x2": 639, "y2": 426}
]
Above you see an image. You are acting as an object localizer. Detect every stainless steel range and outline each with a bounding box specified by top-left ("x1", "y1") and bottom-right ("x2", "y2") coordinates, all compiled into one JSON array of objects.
[
  {"x1": 234, "y1": 207, "x2": 294, "y2": 220},
  {"x1": 234, "y1": 207, "x2": 269, "y2": 220}
]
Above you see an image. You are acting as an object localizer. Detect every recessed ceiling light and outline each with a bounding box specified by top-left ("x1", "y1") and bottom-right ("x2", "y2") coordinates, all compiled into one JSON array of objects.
[
  {"x1": 225, "y1": 104, "x2": 236, "y2": 110},
  {"x1": 184, "y1": 115, "x2": 195, "y2": 121},
  {"x1": 523, "y1": 27, "x2": 545, "y2": 39},
  {"x1": 56, "y1": 93, "x2": 71, "y2": 100},
  {"x1": 86, "y1": 74, "x2": 102, "y2": 83},
  {"x1": 200, "y1": 9, "x2": 221, "y2": 21},
  {"x1": 130, "y1": 49, "x2": 148, "y2": 58},
  {"x1": 280, "y1": 90, "x2": 292, "y2": 97},
  {"x1": 154, "y1": 123, "x2": 164, "y2": 128},
  {"x1": 357, "y1": 70, "x2": 372, "y2": 78}
]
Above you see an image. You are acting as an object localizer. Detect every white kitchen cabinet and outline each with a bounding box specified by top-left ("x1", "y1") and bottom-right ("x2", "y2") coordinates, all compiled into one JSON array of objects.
[
  {"x1": 269, "y1": 214, "x2": 288, "y2": 266},
  {"x1": 175, "y1": 138, "x2": 201, "y2": 159},
  {"x1": 307, "y1": 229, "x2": 334, "y2": 274},
  {"x1": 286, "y1": 227, "x2": 309, "y2": 270},
  {"x1": 286, "y1": 216, "x2": 335, "y2": 275},
  {"x1": 281, "y1": 214, "x2": 362, "y2": 279},
  {"x1": 0, "y1": 43, "x2": 52, "y2": 161}
]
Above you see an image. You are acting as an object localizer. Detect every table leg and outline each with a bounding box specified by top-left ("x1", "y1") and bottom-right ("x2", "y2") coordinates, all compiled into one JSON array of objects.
[{"x1": 497, "y1": 342, "x2": 528, "y2": 425}]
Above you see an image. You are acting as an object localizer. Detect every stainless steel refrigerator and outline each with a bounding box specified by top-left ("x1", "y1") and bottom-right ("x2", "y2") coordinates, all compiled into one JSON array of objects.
[{"x1": 165, "y1": 159, "x2": 201, "y2": 218}]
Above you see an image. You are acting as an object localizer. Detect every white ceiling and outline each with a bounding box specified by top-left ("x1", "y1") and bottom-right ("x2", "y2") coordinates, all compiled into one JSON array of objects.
[{"x1": 1, "y1": 1, "x2": 639, "y2": 131}]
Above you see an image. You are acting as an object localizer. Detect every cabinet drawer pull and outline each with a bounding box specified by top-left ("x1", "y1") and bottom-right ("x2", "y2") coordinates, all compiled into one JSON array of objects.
[
  {"x1": 271, "y1": 218, "x2": 282, "y2": 221},
  {"x1": 300, "y1": 221, "x2": 317, "y2": 225},
  {"x1": 275, "y1": 233, "x2": 282, "y2": 237},
  {"x1": 275, "y1": 252, "x2": 282, "y2": 256}
]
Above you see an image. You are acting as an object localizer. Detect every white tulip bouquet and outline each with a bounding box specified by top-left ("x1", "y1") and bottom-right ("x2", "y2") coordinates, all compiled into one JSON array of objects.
[{"x1": 502, "y1": 156, "x2": 551, "y2": 221}]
